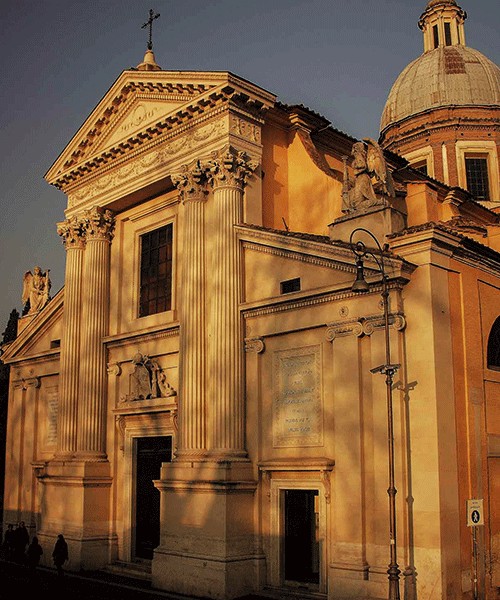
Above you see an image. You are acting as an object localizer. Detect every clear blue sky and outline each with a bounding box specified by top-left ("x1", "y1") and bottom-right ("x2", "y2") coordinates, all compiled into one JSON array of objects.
[{"x1": 0, "y1": 0, "x2": 498, "y2": 328}]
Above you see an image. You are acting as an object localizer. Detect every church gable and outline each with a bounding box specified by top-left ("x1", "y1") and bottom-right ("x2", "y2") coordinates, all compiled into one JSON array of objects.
[
  {"x1": 1, "y1": 291, "x2": 64, "y2": 364},
  {"x1": 45, "y1": 70, "x2": 276, "y2": 190}
]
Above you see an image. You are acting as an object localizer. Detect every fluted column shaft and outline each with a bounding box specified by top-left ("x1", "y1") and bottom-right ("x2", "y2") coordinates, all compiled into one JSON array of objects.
[
  {"x1": 77, "y1": 207, "x2": 115, "y2": 458},
  {"x1": 172, "y1": 163, "x2": 208, "y2": 457},
  {"x1": 56, "y1": 216, "x2": 86, "y2": 456},
  {"x1": 206, "y1": 147, "x2": 257, "y2": 455}
]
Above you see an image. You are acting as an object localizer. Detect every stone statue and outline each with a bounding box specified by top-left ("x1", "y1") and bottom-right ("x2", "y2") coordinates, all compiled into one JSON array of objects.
[
  {"x1": 343, "y1": 138, "x2": 394, "y2": 213},
  {"x1": 22, "y1": 267, "x2": 51, "y2": 315},
  {"x1": 128, "y1": 352, "x2": 177, "y2": 401}
]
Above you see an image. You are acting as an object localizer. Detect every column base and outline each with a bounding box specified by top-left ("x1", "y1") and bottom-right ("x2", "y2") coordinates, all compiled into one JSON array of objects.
[
  {"x1": 152, "y1": 459, "x2": 264, "y2": 599},
  {"x1": 37, "y1": 459, "x2": 114, "y2": 571}
]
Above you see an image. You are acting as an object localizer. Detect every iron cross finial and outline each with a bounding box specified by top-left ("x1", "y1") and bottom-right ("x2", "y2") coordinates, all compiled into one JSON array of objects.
[{"x1": 142, "y1": 9, "x2": 160, "y2": 51}]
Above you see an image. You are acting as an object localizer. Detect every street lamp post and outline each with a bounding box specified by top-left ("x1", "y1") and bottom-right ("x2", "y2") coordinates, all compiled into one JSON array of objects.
[{"x1": 349, "y1": 227, "x2": 401, "y2": 600}]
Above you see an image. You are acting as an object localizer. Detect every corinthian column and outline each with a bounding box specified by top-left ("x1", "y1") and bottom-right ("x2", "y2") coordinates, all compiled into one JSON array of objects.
[
  {"x1": 77, "y1": 207, "x2": 115, "y2": 459},
  {"x1": 56, "y1": 215, "x2": 86, "y2": 457},
  {"x1": 205, "y1": 146, "x2": 257, "y2": 456},
  {"x1": 172, "y1": 162, "x2": 208, "y2": 459}
]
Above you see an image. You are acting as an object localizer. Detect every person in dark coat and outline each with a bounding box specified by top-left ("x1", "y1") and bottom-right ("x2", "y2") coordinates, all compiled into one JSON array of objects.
[
  {"x1": 14, "y1": 521, "x2": 29, "y2": 563},
  {"x1": 26, "y1": 536, "x2": 43, "y2": 578},
  {"x1": 3, "y1": 524, "x2": 15, "y2": 560},
  {"x1": 52, "y1": 534, "x2": 68, "y2": 576},
  {"x1": 27, "y1": 536, "x2": 43, "y2": 566}
]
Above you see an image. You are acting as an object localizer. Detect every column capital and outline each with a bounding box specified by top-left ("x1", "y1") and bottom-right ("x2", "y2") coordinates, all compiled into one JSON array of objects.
[
  {"x1": 172, "y1": 160, "x2": 208, "y2": 203},
  {"x1": 82, "y1": 206, "x2": 115, "y2": 242},
  {"x1": 205, "y1": 146, "x2": 258, "y2": 190},
  {"x1": 57, "y1": 215, "x2": 86, "y2": 250}
]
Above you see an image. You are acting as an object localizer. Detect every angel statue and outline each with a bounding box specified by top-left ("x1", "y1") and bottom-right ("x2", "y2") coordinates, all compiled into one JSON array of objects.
[
  {"x1": 342, "y1": 138, "x2": 395, "y2": 213},
  {"x1": 22, "y1": 267, "x2": 51, "y2": 315}
]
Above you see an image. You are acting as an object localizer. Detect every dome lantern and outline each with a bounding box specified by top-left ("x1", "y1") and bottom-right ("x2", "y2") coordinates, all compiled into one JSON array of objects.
[{"x1": 418, "y1": 0, "x2": 467, "y2": 53}]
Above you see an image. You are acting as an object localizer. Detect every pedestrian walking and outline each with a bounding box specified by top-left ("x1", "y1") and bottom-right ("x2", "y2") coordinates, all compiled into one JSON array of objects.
[
  {"x1": 27, "y1": 536, "x2": 43, "y2": 569},
  {"x1": 13, "y1": 521, "x2": 29, "y2": 563},
  {"x1": 52, "y1": 534, "x2": 68, "y2": 576},
  {"x1": 3, "y1": 524, "x2": 15, "y2": 560}
]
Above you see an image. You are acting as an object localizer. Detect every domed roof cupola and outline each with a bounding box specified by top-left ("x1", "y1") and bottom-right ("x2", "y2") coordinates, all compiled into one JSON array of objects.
[
  {"x1": 418, "y1": 0, "x2": 467, "y2": 52},
  {"x1": 380, "y1": 1, "x2": 500, "y2": 133}
]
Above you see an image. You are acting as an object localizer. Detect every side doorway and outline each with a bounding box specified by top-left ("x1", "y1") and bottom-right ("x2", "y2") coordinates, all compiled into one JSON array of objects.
[
  {"x1": 269, "y1": 478, "x2": 327, "y2": 595},
  {"x1": 284, "y1": 489, "x2": 320, "y2": 585},
  {"x1": 134, "y1": 436, "x2": 172, "y2": 559}
]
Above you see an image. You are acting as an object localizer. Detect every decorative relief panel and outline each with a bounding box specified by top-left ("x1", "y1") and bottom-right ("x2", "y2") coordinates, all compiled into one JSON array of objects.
[
  {"x1": 68, "y1": 119, "x2": 227, "y2": 208},
  {"x1": 272, "y1": 345, "x2": 323, "y2": 448},
  {"x1": 119, "y1": 352, "x2": 177, "y2": 403},
  {"x1": 229, "y1": 114, "x2": 261, "y2": 144}
]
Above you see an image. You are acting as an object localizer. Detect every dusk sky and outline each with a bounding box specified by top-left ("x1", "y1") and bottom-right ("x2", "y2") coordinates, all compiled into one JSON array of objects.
[{"x1": 0, "y1": 0, "x2": 498, "y2": 328}]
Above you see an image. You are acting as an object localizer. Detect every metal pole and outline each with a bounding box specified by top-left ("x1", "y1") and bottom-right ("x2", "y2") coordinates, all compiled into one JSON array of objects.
[
  {"x1": 349, "y1": 228, "x2": 401, "y2": 600},
  {"x1": 383, "y1": 276, "x2": 401, "y2": 600}
]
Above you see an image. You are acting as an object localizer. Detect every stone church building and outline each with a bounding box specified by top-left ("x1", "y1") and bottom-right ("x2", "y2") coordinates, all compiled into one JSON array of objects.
[{"x1": 1, "y1": 1, "x2": 499, "y2": 599}]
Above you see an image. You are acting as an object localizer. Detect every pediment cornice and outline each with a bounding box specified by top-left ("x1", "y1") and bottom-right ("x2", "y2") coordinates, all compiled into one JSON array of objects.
[
  {"x1": 1, "y1": 288, "x2": 64, "y2": 364},
  {"x1": 45, "y1": 70, "x2": 275, "y2": 192}
]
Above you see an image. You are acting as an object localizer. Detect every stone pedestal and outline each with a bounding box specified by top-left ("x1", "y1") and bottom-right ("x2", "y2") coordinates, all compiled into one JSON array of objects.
[
  {"x1": 328, "y1": 205, "x2": 407, "y2": 244},
  {"x1": 152, "y1": 461, "x2": 263, "y2": 600},
  {"x1": 37, "y1": 460, "x2": 113, "y2": 570}
]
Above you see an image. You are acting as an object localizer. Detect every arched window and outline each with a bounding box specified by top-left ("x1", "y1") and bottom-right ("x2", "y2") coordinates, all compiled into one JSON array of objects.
[{"x1": 487, "y1": 317, "x2": 500, "y2": 370}]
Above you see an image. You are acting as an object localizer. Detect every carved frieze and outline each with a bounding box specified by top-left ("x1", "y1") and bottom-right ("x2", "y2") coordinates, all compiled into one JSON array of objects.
[
  {"x1": 67, "y1": 119, "x2": 227, "y2": 208},
  {"x1": 229, "y1": 114, "x2": 261, "y2": 144}
]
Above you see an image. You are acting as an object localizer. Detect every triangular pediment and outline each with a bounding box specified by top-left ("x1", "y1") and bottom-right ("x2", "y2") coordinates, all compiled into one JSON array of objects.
[
  {"x1": 45, "y1": 69, "x2": 276, "y2": 187},
  {"x1": 1, "y1": 289, "x2": 64, "y2": 364},
  {"x1": 96, "y1": 96, "x2": 188, "y2": 152}
]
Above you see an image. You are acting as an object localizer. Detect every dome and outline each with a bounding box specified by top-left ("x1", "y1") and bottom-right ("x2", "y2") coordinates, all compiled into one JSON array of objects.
[
  {"x1": 426, "y1": 0, "x2": 457, "y2": 7},
  {"x1": 381, "y1": 45, "x2": 500, "y2": 131}
]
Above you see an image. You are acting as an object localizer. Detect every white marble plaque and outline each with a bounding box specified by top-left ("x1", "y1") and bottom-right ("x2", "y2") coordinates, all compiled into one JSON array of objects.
[{"x1": 273, "y1": 345, "x2": 323, "y2": 447}]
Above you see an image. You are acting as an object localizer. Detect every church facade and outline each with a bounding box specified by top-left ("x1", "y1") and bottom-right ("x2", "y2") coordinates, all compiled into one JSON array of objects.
[{"x1": 1, "y1": 2, "x2": 500, "y2": 600}]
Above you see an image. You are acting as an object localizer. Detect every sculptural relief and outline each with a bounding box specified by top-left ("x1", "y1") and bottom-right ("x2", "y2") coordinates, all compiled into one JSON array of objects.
[
  {"x1": 127, "y1": 352, "x2": 176, "y2": 401},
  {"x1": 22, "y1": 267, "x2": 51, "y2": 315},
  {"x1": 342, "y1": 138, "x2": 395, "y2": 213}
]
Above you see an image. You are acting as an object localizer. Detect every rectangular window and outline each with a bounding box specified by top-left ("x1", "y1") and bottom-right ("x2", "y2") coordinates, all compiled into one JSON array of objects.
[
  {"x1": 444, "y1": 22, "x2": 452, "y2": 46},
  {"x1": 433, "y1": 25, "x2": 439, "y2": 48},
  {"x1": 411, "y1": 160, "x2": 428, "y2": 175},
  {"x1": 139, "y1": 223, "x2": 173, "y2": 317},
  {"x1": 465, "y1": 157, "x2": 490, "y2": 200},
  {"x1": 280, "y1": 278, "x2": 301, "y2": 294}
]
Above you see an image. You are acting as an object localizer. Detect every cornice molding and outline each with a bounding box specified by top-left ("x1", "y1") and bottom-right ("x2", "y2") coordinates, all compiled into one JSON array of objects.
[
  {"x1": 103, "y1": 323, "x2": 180, "y2": 349},
  {"x1": 242, "y1": 240, "x2": 354, "y2": 272},
  {"x1": 48, "y1": 73, "x2": 275, "y2": 193},
  {"x1": 242, "y1": 281, "x2": 405, "y2": 320}
]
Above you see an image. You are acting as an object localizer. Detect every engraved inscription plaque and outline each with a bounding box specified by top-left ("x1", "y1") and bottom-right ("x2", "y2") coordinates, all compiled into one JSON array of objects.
[
  {"x1": 46, "y1": 388, "x2": 59, "y2": 447},
  {"x1": 273, "y1": 345, "x2": 323, "y2": 447}
]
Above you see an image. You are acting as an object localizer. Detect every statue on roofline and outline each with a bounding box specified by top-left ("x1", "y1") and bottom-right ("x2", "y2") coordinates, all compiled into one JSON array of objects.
[
  {"x1": 22, "y1": 267, "x2": 51, "y2": 316},
  {"x1": 342, "y1": 138, "x2": 395, "y2": 213}
]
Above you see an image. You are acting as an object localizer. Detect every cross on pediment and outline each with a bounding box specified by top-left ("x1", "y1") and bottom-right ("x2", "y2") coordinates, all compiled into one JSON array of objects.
[{"x1": 142, "y1": 9, "x2": 160, "y2": 50}]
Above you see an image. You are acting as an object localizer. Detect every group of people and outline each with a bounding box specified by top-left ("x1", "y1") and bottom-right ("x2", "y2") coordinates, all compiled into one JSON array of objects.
[{"x1": 2, "y1": 523, "x2": 68, "y2": 575}]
